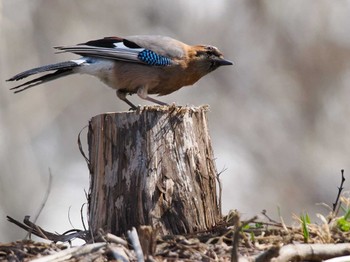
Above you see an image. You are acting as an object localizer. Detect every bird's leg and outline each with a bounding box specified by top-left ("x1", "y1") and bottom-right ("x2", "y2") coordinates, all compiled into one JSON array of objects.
[
  {"x1": 116, "y1": 90, "x2": 137, "y2": 110},
  {"x1": 137, "y1": 86, "x2": 168, "y2": 106}
]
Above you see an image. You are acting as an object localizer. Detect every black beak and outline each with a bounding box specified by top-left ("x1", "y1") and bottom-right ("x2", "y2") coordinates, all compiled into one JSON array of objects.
[{"x1": 217, "y1": 58, "x2": 234, "y2": 66}]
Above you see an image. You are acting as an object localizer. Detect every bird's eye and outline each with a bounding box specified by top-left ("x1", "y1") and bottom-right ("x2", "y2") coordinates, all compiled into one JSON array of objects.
[
  {"x1": 206, "y1": 46, "x2": 215, "y2": 51},
  {"x1": 196, "y1": 46, "x2": 219, "y2": 58},
  {"x1": 205, "y1": 46, "x2": 221, "y2": 58}
]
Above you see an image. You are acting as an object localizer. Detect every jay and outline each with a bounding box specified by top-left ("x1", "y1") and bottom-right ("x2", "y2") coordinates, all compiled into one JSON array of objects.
[{"x1": 7, "y1": 35, "x2": 233, "y2": 109}]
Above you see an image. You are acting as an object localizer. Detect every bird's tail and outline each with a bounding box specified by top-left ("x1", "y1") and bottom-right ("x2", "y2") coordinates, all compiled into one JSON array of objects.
[{"x1": 7, "y1": 60, "x2": 81, "y2": 93}]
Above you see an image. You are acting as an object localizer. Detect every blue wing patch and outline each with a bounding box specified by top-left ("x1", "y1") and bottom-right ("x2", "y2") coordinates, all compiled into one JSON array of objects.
[{"x1": 138, "y1": 50, "x2": 172, "y2": 66}]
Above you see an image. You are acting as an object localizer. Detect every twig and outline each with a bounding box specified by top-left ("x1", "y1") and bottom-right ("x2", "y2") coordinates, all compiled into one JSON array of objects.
[
  {"x1": 84, "y1": 188, "x2": 95, "y2": 243},
  {"x1": 98, "y1": 230, "x2": 128, "y2": 246},
  {"x1": 231, "y1": 214, "x2": 257, "y2": 262},
  {"x1": 261, "y1": 209, "x2": 285, "y2": 232},
  {"x1": 77, "y1": 125, "x2": 90, "y2": 166},
  {"x1": 231, "y1": 211, "x2": 240, "y2": 262},
  {"x1": 216, "y1": 167, "x2": 227, "y2": 217},
  {"x1": 26, "y1": 170, "x2": 53, "y2": 240},
  {"x1": 109, "y1": 245, "x2": 130, "y2": 262},
  {"x1": 105, "y1": 233, "x2": 128, "y2": 246},
  {"x1": 262, "y1": 209, "x2": 279, "y2": 224},
  {"x1": 80, "y1": 203, "x2": 88, "y2": 232},
  {"x1": 332, "y1": 169, "x2": 345, "y2": 213},
  {"x1": 127, "y1": 227, "x2": 144, "y2": 262},
  {"x1": 7, "y1": 216, "x2": 88, "y2": 243},
  {"x1": 67, "y1": 206, "x2": 74, "y2": 229}
]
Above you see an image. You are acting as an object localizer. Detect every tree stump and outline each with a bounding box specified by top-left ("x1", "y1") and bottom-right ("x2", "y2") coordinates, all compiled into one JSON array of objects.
[{"x1": 87, "y1": 105, "x2": 221, "y2": 236}]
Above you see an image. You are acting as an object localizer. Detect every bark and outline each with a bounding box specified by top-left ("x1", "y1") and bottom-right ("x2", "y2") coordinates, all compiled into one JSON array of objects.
[{"x1": 87, "y1": 105, "x2": 221, "y2": 236}]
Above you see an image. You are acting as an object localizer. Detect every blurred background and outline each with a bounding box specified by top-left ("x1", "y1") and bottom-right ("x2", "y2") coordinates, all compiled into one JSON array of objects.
[{"x1": 2, "y1": 0, "x2": 350, "y2": 242}]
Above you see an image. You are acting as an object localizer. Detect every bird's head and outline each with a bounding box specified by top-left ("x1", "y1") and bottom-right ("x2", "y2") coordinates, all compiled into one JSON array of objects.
[{"x1": 190, "y1": 45, "x2": 233, "y2": 73}]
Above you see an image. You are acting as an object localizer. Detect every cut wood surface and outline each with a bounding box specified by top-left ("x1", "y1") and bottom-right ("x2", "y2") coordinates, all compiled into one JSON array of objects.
[{"x1": 87, "y1": 105, "x2": 221, "y2": 236}]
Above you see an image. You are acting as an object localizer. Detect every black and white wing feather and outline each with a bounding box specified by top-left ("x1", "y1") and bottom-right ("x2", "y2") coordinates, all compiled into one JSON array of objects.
[{"x1": 55, "y1": 36, "x2": 181, "y2": 66}]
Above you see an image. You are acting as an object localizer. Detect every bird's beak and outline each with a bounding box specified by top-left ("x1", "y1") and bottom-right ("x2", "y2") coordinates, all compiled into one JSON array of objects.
[{"x1": 217, "y1": 58, "x2": 234, "y2": 66}]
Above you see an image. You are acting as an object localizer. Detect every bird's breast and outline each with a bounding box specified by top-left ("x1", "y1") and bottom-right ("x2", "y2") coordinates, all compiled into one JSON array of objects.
[{"x1": 81, "y1": 59, "x2": 206, "y2": 96}]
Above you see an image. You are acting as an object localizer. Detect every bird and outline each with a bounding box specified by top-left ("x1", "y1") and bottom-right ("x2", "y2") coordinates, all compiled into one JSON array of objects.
[{"x1": 7, "y1": 35, "x2": 233, "y2": 109}]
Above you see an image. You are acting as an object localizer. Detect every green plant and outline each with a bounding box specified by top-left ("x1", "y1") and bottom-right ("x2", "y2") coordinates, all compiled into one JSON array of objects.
[
  {"x1": 337, "y1": 208, "x2": 350, "y2": 232},
  {"x1": 300, "y1": 212, "x2": 311, "y2": 243}
]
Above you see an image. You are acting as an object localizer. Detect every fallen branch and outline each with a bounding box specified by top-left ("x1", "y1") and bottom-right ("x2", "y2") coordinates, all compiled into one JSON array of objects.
[
  {"x1": 257, "y1": 243, "x2": 350, "y2": 261},
  {"x1": 103, "y1": 232, "x2": 128, "y2": 246},
  {"x1": 325, "y1": 255, "x2": 350, "y2": 262},
  {"x1": 128, "y1": 227, "x2": 145, "y2": 262},
  {"x1": 109, "y1": 245, "x2": 130, "y2": 262}
]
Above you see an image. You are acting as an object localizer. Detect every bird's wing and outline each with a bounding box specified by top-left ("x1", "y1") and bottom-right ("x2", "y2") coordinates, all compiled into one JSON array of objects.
[
  {"x1": 55, "y1": 36, "x2": 185, "y2": 66},
  {"x1": 125, "y1": 35, "x2": 186, "y2": 59}
]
